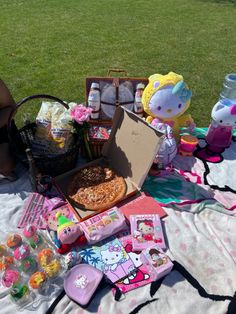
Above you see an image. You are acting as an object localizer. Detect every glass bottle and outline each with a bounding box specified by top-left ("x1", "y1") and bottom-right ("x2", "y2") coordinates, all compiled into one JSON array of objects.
[
  {"x1": 25, "y1": 148, "x2": 41, "y2": 192},
  {"x1": 220, "y1": 73, "x2": 236, "y2": 101},
  {"x1": 88, "y1": 82, "x2": 100, "y2": 119},
  {"x1": 134, "y1": 83, "x2": 145, "y2": 117}
]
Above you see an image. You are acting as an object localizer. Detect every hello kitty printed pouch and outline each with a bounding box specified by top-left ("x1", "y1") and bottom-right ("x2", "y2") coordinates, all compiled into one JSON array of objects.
[
  {"x1": 80, "y1": 207, "x2": 127, "y2": 245},
  {"x1": 130, "y1": 214, "x2": 166, "y2": 251}
]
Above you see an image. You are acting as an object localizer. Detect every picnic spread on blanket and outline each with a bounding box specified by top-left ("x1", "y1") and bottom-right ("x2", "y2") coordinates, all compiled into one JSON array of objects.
[{"x1": 1, "y1": 71, "x2": 236, "y2": 314}]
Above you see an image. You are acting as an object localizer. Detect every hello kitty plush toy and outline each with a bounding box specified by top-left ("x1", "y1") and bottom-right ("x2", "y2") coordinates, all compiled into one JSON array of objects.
[
  {"x1": 142, "y1": 72, "x2": 194, "y2": 141},
  {"x1": 151, "y1": 121, "x2": 177, "y2": 167},
  {"x1": 205, "y1": 98, "x2": 236, "y2": 150}
]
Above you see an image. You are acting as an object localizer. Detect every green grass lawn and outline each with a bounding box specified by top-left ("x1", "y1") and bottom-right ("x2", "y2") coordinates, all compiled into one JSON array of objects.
[{"x1": 1, "y1": 0, "x2": 236, "y2": 127}]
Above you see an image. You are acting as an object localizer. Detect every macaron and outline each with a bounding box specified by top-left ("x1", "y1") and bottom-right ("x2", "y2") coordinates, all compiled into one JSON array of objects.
[
  {"x1": 23, "y1": 225, "x2": 37, "y2": 238},
  {"x1": 6, "y1": 234, "x2": 22, "y2": 249},
  {"x1": 29, "y1": 271, "x2": 46, "y2": 289},
  {"x1": 14, "y1": 244, "x2": 30, "y2": 261}
]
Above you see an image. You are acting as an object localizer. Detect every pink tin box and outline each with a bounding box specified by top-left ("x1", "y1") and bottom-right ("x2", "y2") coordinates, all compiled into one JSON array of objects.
[
  {"x1": 130, "y1": 214, "x2": 166, "y2": 251},
  {"x1": 140, "y1": 245, "x2": 173, "y2": 281}
]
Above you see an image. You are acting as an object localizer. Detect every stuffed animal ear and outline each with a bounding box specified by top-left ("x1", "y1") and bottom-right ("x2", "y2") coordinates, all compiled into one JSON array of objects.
[
  {"x1": 214, "y1": 103, "x2": 225, "y2": 111},
  {"x1": 230, "y1": 104, "x2": 236, "y2": 115},
  {"x1": 172, "y1": 81, "x2": 192, "y2": 102},
  {"x1": 172, "y1": 81, "x2": 185, "y2": 95}
]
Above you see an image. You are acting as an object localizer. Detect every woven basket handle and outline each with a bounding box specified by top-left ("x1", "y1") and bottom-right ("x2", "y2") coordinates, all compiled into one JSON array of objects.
[
  {"x1": 7, "y1": 94, "x2": 68, "y2": 130},
  {"x1": 107, "y1": 68, "x2": 128, "y2": 77}
]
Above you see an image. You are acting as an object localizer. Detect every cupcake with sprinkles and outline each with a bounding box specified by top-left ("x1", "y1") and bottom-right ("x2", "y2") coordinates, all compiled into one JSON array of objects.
[
  {"x1": 0, "y1": 255, "x2": 14, "y2": 271},
  {"x1": 23, "y1": 225, "x2": 37, "y2": 239},
  {"x1": 2, "y1": 269, "x2": 20, "y2": 288},
  {"x1": 29, "y1": 271, "x2": 46, "y2": 290},
  {"x1": 19, "y1": 257, "x2": 37, "y2": 274},
  {"x1": 10, "y1": 283, "x2": 30, "y2": 305},
  {"x1": 14, "y1": 245, "x2": 30, "y2": 261},
  {"x1": 0, "y1": 244, "x2": 7, "y2": 257},
  {"x1": 6, "y1": 234, "x2": 22, "y2": 249},
  {"x1": 29, "y1": 234, "x2": 43, "y2": 249}
]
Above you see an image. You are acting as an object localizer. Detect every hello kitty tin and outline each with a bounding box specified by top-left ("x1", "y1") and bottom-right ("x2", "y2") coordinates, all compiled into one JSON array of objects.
[
  {"x1": 130, "y1": 214, "x2": 166, "y2": 251},
  {"x1": 140, "y1": 245, "x2": 173, "y2": 281}
]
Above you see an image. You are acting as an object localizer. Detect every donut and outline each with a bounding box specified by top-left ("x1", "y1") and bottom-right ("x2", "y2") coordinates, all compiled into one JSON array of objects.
[
  {"x1": 10, "y1": 284, "x2": 29, "y2": 303},
  {"x1": 14, "y1": 245, "x2": 30, "y2": 261},
  {"x1": 29, "y1": 234, "x2": 43, "y2": 249},
  {"x1": 23, "y1": 225, "x2": 37, "y2": 238},
  {"x1": 19, "y1": 257, "x2": 37, "y2": 273},
  {"x1": 6, "y1": 234, "x2": 22, "y2": 249},
  {"x1": 0, "y1": 244, "x2": 7, "y2": 257},
  {"x1": 29, "y1": 271, "x2": 46, "y2": 289},
  {"x1": 37, "y1": 248, "x2": 54, "y2": 267},
  {"x1": 2, "y1": 269, "x2": 20, "y2": 288},
  {"x1": 0, "y1": 255, "x2": 14, "y2": 271}
]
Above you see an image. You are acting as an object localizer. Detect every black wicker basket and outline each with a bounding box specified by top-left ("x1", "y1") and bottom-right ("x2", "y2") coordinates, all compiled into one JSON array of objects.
[{"x1": 7, "y1": 94, "x2": 79, "y2": 177}]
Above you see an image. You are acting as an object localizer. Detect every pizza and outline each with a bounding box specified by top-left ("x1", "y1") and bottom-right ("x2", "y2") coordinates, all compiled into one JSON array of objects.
[{"x1": 68, "y1": 165, "x2": 126, "y2": 211}]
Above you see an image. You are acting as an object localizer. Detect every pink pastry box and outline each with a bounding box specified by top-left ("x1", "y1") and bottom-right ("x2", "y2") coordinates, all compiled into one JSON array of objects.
[
  {"x1": 130, "y1": 214, "x2": 166, "y2": 251},
  {"x1": 140, "y1": 245, "x2": 173, "y2": 281}
]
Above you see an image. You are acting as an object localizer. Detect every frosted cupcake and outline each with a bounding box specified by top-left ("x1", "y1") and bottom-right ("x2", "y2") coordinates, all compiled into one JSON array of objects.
[{"x1": 14, "y1": 245, "x2": 30, "y2": 261}]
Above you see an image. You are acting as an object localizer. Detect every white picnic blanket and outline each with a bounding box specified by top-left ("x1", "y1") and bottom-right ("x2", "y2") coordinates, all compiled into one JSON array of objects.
[{"x1": 0, "y1": 160, "x2": 236, "y2": 314}]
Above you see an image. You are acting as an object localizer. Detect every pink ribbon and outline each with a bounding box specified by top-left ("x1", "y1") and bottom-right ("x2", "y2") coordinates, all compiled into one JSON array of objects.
[{"x1": 108, "y1": 245, "x2": 121, "y2": 252}]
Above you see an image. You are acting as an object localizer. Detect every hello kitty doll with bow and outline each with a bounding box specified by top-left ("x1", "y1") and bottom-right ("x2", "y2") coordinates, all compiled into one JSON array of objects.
[
  {"x1": 131, "y1": 214, "x2": 166, "y2": 251},
  {"x1": 205, "y1": 98, "x2": 236, "y2": 150},
  {"x1": 142, "y1": 72, "x2": 195, "y2": 141}
]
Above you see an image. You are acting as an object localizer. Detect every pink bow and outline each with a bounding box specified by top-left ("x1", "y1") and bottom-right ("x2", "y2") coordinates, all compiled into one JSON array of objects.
[{"x1": 108, "y1": 245, "x2": 121, "y2": 252}]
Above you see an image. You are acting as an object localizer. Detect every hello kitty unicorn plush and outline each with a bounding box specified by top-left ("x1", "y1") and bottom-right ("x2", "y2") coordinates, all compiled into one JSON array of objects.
[
  {"x1": 205, "y1": 98, "x2": 236, "y2": 149},
  {"x1": 194, "y1": 98, "x2": 236, "y2": 163},
  {"x1": 142, "y1": 72, "x2": 194, "y2": 141}
]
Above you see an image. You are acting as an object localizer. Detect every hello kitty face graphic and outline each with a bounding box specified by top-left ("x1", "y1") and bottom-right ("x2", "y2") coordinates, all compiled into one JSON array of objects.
[
  {"x1": 100, "y1": 244, "x2": 124, "y2": 266},
  {"x1": 137, "y1": 220, "x2": 154, "y2": 235},
  {"x1": 149, "y1": 85, "x2": 187, "y2": 119}
]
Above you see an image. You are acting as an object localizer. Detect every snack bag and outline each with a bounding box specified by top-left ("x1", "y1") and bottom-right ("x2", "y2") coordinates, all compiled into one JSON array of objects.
[
  {"x1": 50, "y1": 102, "x2": 76, "y2": 154},
  {"x1": 35, "y1": 101, "x2": 54, "y2": 140}
]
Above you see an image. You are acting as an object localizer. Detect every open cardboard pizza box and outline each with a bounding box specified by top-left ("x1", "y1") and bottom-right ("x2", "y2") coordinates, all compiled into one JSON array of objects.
[{"x1": 54, "y1": 106, "x2": 164, "y2": 221}]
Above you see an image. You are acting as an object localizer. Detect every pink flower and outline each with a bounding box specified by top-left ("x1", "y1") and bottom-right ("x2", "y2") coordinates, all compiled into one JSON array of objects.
[{"x1": 70, "y1": 104, "x2": 93, "y2": 125}]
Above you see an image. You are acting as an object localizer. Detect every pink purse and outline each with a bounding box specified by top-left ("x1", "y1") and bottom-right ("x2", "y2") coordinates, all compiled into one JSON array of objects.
[
  {"x1": 64, "y1": 264, "x2": 103, "y2": 307},
  {"x1": 64, "y1": 264, "x2": 122, "y2": 308}
]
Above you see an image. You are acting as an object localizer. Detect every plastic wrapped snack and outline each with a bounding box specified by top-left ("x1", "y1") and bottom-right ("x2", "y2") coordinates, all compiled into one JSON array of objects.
[
  {"x1": 50, "y1": 102, "x2": 77, "y2": 154},
  {"x1": 35, "y1": 102, "x2": 54, "y2": 140}
]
